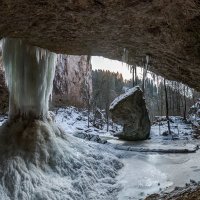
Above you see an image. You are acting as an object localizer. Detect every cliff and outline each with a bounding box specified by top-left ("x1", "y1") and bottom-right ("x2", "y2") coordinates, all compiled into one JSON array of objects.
[
  {"x1": 0, "y1": 51, "x2": 8, "y2": 114},
  {"x1": 52, "y1": 55, "x2": 92, "y2": 108}
]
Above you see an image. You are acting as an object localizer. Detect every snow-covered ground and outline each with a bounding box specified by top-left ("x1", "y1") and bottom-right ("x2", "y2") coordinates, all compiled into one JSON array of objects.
[
  {"x1": 0, "y1": 110, "x2": 123, "y2": 200},
  {"x1": 117, "y1": 150, "x2": 200, "y2": 200},
  {"x1": 1, "y1": 107, "x2": 200, "y2": 200},
  {"x1": 54, "y1": 106, "x2": 122, "y2": 142},
  {"x1": 109, "y1": 116, "x2": 200, "y2": 199}
]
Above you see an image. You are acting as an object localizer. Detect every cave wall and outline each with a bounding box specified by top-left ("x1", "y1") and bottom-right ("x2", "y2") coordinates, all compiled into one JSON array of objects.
[{"x1": 0, "y1": 1, "x2": 200, "y2": 90}]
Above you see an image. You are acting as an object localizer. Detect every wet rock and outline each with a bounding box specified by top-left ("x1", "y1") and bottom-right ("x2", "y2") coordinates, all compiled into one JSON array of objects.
[
  {"x1": 174, "y1": 186, "x2": 181, "y2": 190},
  {"x1": 185, "y1": 183, "x2": 190, "y2": 187},
  {"x1": 0, "y1": 53, "x2": 9, "y2": 114},
  {"x1": 109, "y1": 86, "x2": 150, "y2": 141},
  {"x1": 73, "y1": 132, "x2": 107, "y2": 144},
  {"x1": 162, "y1": 131, "x2": 170, "y2": 136},
  {"x1": 1, "y1": 1, "x2": 200, "y2": 91},
  {"x1": 190, "y1": 179, "x2": 197, "y2": 185},
  {"x1": 52, "y1": 55, "x2": 92, "y2": 108}
]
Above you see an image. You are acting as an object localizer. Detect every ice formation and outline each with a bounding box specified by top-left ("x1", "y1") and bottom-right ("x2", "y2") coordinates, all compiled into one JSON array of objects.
[
  {"x1": 2, "y1": 38, "x2": 56, "y2": 120},
  {"x1": 0, "y1": 121, "x2": 122, "y2": 200},
  {"x1": 0, "y1": 38, "x2": 123, "y2": 200},
  {"x1": 122, "y1": 48, "x2": 129, "y2": 64}
]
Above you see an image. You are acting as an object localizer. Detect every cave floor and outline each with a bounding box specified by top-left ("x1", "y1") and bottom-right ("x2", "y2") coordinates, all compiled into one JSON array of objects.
[{"x1": 0, "y1": 108, "x2": 200, "y2": 200}]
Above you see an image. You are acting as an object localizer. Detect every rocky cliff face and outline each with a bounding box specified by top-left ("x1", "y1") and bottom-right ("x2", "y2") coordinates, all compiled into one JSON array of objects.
[
  {"x1": 52, "y1": 55, "x2": 92, "y2": 108},
  {"x1": 0, "y1": 1, "x2": 199, "y2": 90},
  {"x1": 0, "y1": 52, "x2": 8, "y2": 114}
]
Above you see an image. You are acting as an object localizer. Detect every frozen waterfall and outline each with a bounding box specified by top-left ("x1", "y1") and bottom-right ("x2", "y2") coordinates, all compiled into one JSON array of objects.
[{"x1": 2, "y1": 38, "x2": 57, "y2": 120}]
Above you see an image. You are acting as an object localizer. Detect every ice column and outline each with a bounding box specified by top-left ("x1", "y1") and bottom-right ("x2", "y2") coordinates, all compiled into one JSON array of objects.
[{"x1": 2, "y1": 38, "x2": 57, "y2": 120}]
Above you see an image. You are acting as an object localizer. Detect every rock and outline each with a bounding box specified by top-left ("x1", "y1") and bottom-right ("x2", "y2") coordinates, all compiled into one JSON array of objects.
[
  {"x1": 73, "y1": 132, "x2": 107, "y2": 144},
  {"x1": 162, "y1": 131, "x2": 170, "y2": 136},
  {"x1": 190, "y1": 179, "x2": 197, "y2": 185},
  {"x1": 174, "y1": 186, "x2": 181, "y2": 191},
  {"x1": 0, "y1": 52, "x2": 9, "y2": 114},
  {"x1": 185, "y1": 183, "x2": 190, "y2": 187},
  {"x1": 109, "y1": 86, "x2": 150, "y2": 141},
  {"x1": 52, "y1": 55, "x2": 92, "y2": 108},
  {"x1": 0, "y1": 1, "x2": 200, "y2": 91}
]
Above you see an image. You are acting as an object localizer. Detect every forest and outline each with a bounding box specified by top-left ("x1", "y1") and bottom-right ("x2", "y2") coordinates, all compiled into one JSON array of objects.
[{"x1": 92, "y1": 68, "x2": 199, "y2": 122}]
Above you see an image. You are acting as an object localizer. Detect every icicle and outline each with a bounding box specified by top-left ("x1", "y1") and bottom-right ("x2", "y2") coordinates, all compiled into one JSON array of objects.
[
  {"x1": 2, "y1": 38, "x2": 57, "y2": 120},
  {"x1": 122, "y1": 48, "x2": 129, "y2": 64},
  {"x1": 145, "y1": 55, "x2": 149, "y2": 67}
]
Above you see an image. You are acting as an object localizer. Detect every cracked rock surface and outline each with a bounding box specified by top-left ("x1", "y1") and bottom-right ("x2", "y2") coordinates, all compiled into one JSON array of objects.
[{"x1": 0, "y1": 1, "x2": 200, "y2": 89}]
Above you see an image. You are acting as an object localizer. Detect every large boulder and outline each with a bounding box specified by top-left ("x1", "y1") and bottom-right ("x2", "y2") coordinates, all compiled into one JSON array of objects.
[{"x1": 109, "y1": 86, "x2": 150, "y2": 141}]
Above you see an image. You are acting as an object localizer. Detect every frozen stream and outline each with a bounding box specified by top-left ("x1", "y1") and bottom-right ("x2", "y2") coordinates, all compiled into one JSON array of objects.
[
  {"x1": 117, "y1": 151, "x2": 200, "y2": 200},
  {"x1": 1, "y1": 109, "x2": 200, "y2": 200},
  {"x1": 106, "y1": 116, "x2": 200, "y2": 199}
]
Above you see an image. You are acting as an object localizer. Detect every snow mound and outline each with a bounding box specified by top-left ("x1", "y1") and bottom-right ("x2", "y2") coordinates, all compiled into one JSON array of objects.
[
  {"x1": 0, "y1": 120, "x2": 123, "y2": 200},
  {"x1": 109, "y1": 86, "x2": 140, "y2": 110},
  {"x1": 54, "y1": 106, "x2": 122, "y2": 135}
]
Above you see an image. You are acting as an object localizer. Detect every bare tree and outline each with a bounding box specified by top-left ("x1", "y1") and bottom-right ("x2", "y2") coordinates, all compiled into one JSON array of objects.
[
  {"x1": 183, "y1": 85, "x2": 187, "y2": 121},
  {"x1": 164, "y1": 79, "x2": 171, "y2": 134},
  {"x1": 82, "y1": 56, "x2": 91, "y2": 128}
]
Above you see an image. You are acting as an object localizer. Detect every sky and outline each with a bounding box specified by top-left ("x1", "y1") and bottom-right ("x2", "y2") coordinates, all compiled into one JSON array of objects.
[{"x1": 91, "y1": 56, "x2": 134, "y2": 80}]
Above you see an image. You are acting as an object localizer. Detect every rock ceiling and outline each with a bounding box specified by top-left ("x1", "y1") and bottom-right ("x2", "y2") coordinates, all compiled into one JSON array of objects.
[{"x1": 0, "y1": 0, "x2": 200, "y2": 89}]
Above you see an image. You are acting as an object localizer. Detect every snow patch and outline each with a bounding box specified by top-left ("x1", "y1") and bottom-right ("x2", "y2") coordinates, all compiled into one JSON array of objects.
[{"x1": 54, "y1": 106, "x2": 122, "y2": 136}]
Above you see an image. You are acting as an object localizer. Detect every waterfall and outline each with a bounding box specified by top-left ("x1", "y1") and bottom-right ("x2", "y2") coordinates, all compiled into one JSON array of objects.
[{"x1": 2, "y1": 38, "x2": 57, "y2": 120}]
